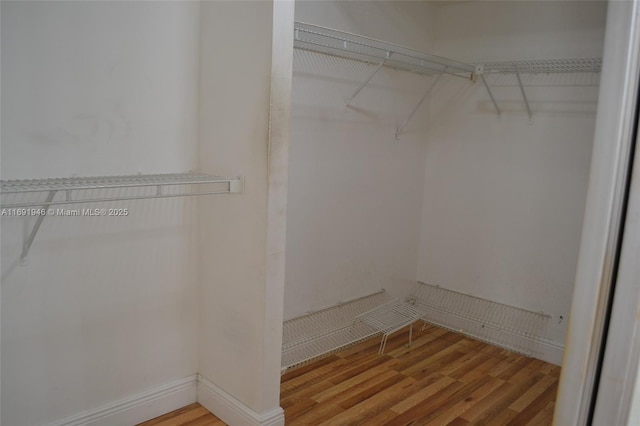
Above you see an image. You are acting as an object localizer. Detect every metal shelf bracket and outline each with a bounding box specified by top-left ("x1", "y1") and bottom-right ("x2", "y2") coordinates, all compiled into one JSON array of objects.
[
  {"x1": 396, "y1": 73, "x2": 444, "y2": 140},
  {"x1": 20, "y1": 190, "x2": 56, "y2": 263},
  {"x1": 515, "y1": 66, "x2": 534, "y2": 123},
  {"x1": 229, "y1": 176, "x2": 244, "y2": 193},
  {"x1": 345, "y1": 52, "x2": 391, "y2": 107},
  {"x1": 475, "y1": 65, "x2": 501, "y2": 117}
]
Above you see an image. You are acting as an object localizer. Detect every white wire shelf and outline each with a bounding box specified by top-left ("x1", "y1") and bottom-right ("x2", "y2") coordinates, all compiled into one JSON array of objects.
[
  {"x1": 282, "y1": 291, "x2": 393, "y2": 370},
  {"x1": 282, "y1": 283, "x2": 553, "y2": 371},
  {"x1": 294, "y1": 22, "x2": 476, "y2": 78},
  {"x1": 281, "y1": 291, "x2": 426, "y2": 370},
  {"x1": 1, "y1": 172, "x2": 243, "y2": 262},
  {"x1": 282, "y1": 321, "x2": 380, "y2": 370},
  {"x1": 294, "y1": 22, "x2": 603, "y2": 132},
  {"x1": 412, "y1": 282, "x2": 550, "y2": 357},
  {"x1": 480, "y1": 58, "x2": 602, "y2": 74},
  {"x1": 283, "y1": 291, "x2": 392, "y2": 346},
  {"x1": 357, "y1": 298, "x2": 424, "y2": 354},
  {"x1": 0, "y1": 173, "x2": 243, "y2": 208},
  {"x1": 476, "y1": 57, "x2": 602, "y2": 120}
]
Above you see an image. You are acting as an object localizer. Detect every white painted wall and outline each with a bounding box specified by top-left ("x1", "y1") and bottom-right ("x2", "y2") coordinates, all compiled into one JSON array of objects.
[
  {"x1": 197, "y1": 1, "x2": 286, "y2": 419},
  {"x1": 1, "y1": 2, "x2": 200, "y2": 425},
  {"x1": 284, "y1": 1, "x2": 437, "y2": 319},
  {"x1": 416, "y1": 1, "x2": 607, "y2": 347}
]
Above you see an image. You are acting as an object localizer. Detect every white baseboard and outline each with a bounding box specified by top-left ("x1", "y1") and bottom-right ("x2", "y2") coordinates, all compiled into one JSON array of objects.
[
  {"x1": 44, "y1": 374, "x2": 285, "y2": 426},
  {"x1": 198, "y1": 374, "x2": 285, "y2": 426},
  {"x1": 47, "y1": 375, "x2": 198, "y2": 426},
  {"x1": 537, "y1": 338, "x2": 565, "y2": 366}
]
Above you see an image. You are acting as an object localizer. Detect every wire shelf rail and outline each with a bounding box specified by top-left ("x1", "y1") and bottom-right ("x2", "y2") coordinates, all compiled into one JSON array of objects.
[
  {"x1": 294, "y1": 22, "x2": 477, "y2": 77},
  {"x1": 0, "y1": 173, "x2": 243, "y2": 208},
  {"x1": 481, "y1": 58, "x2": 602, "y2": 75},
  {"x1": 294, "y1": 21, "x2": 603, "y2": 133},
  {"x1": 283, "y1": 291, "x2": 392, "y2": 347},
  {"x1": 282, "y1": 291, "x2": 394, "y2": 371},
  {"x1": 477, "y1": 58, "x2": 602, "y2": 120},
  {"x1": 1, "y1": 172, "x2": 243, "y2": 261}
]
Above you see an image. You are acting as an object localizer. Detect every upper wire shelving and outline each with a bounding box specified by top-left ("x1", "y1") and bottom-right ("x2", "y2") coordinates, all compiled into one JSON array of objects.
[
  {"x1": 1, "y1": 172, "x2": 243, "y2": 261},
  {"x1": 480, "y1": 58, "x2": 602, "y2": 75},
  {"x1": 0, "y1": 173, "x2": 243, "y2": 208},
  {"x1": 476, "y1": 57, "x2": 602, "y2": 121},
  {"x1": 294, "y1": 22, "x2": 477, "y2": 78},
  {"x1": 294, "y1": 21, "x2": 603, "y2": 133}
]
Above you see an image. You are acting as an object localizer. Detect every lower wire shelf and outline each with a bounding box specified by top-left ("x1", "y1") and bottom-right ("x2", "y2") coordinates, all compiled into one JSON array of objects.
[
  {"x1": 356, "y1": 299, "x2": 425, "y2": 355},
  {"x1": 281, "y1": 282, "x2": 553, "y2": 372},
  {"x1": 281, "y1": 291, "x2": 422, "y2": 371}
]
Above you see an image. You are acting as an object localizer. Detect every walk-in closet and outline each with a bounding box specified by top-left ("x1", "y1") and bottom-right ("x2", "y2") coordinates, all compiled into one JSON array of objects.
[
  {"x1": 2, "y1": 1, "x2": 640, "y2": 425},
  {"x1": 283, "y1": 0, "x2": 604, "y2": 370},
  {"x1": 279, "y1": 1, "x2": 605, "y2": 424}
]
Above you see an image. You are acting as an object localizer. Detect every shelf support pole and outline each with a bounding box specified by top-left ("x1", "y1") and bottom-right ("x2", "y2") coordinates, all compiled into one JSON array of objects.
[
  {"x1": 345, "y1": 52, "x2": 391, "y2": 107},
  {"x1": 515, "y1": 66, "x2": 533, "y2": 122},
  {"x1": 21, "y1": 190, "x2": 57, "y2": 262},
  {"x1": 475, "y1": 64, "x2": 502, "y2": 117},
  {"x1": 480, "y1": 75, "x2": 501, "y2": 117},
  {"x1": 396, "y1": 72, "x2": 444, "y2": 140}
]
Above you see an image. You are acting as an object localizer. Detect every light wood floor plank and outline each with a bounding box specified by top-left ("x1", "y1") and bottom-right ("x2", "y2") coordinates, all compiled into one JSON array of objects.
[
  {"x1": 527, "y1": 401, "x2": 556, "y2": 426},
  {"x1": 459, "y1": 381, "x2": 516, "y2": 422},
  {"x1": 390, "y1": 374, "x2": 457, "y2": 414},
  {"x1": 427, "y1": 377, "x2": 506, "y2": 426},
  {"x1": 313, "y1": 368, "x2": 400, "y2": 405},
  {"x1": 137, "y1": 403, "x2": 225, "y2": 426},
  {"x1": 320, "y1": 376, "x2": 418, "y2": 425},
  {"x1": 281, "y1": 397, "x2": 317, "y2": 421},
  {"x1": 509, "y1": 374, "x2": 557, "y2": 412},
  {"x1": 506, "y1": 381, "x2": 559, "y2": 425},
  {"x1": 472, "y1": 373, "x2": 548, "y2": 425}
]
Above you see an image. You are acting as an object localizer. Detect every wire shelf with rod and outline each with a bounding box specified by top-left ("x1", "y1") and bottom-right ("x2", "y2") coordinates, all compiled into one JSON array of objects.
[
  {"x1": 0, "y1": 173, "x2": 243, "y2": 208},
  {"x1": 0, "y1": 172, "x2": 244, "y2": 261},
  {"x1": 294, "y1": 21, "x2": 603, "y2": 134},
  {"x1": 294, "y1": 22, "x2": 477, "y2": 78}
]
